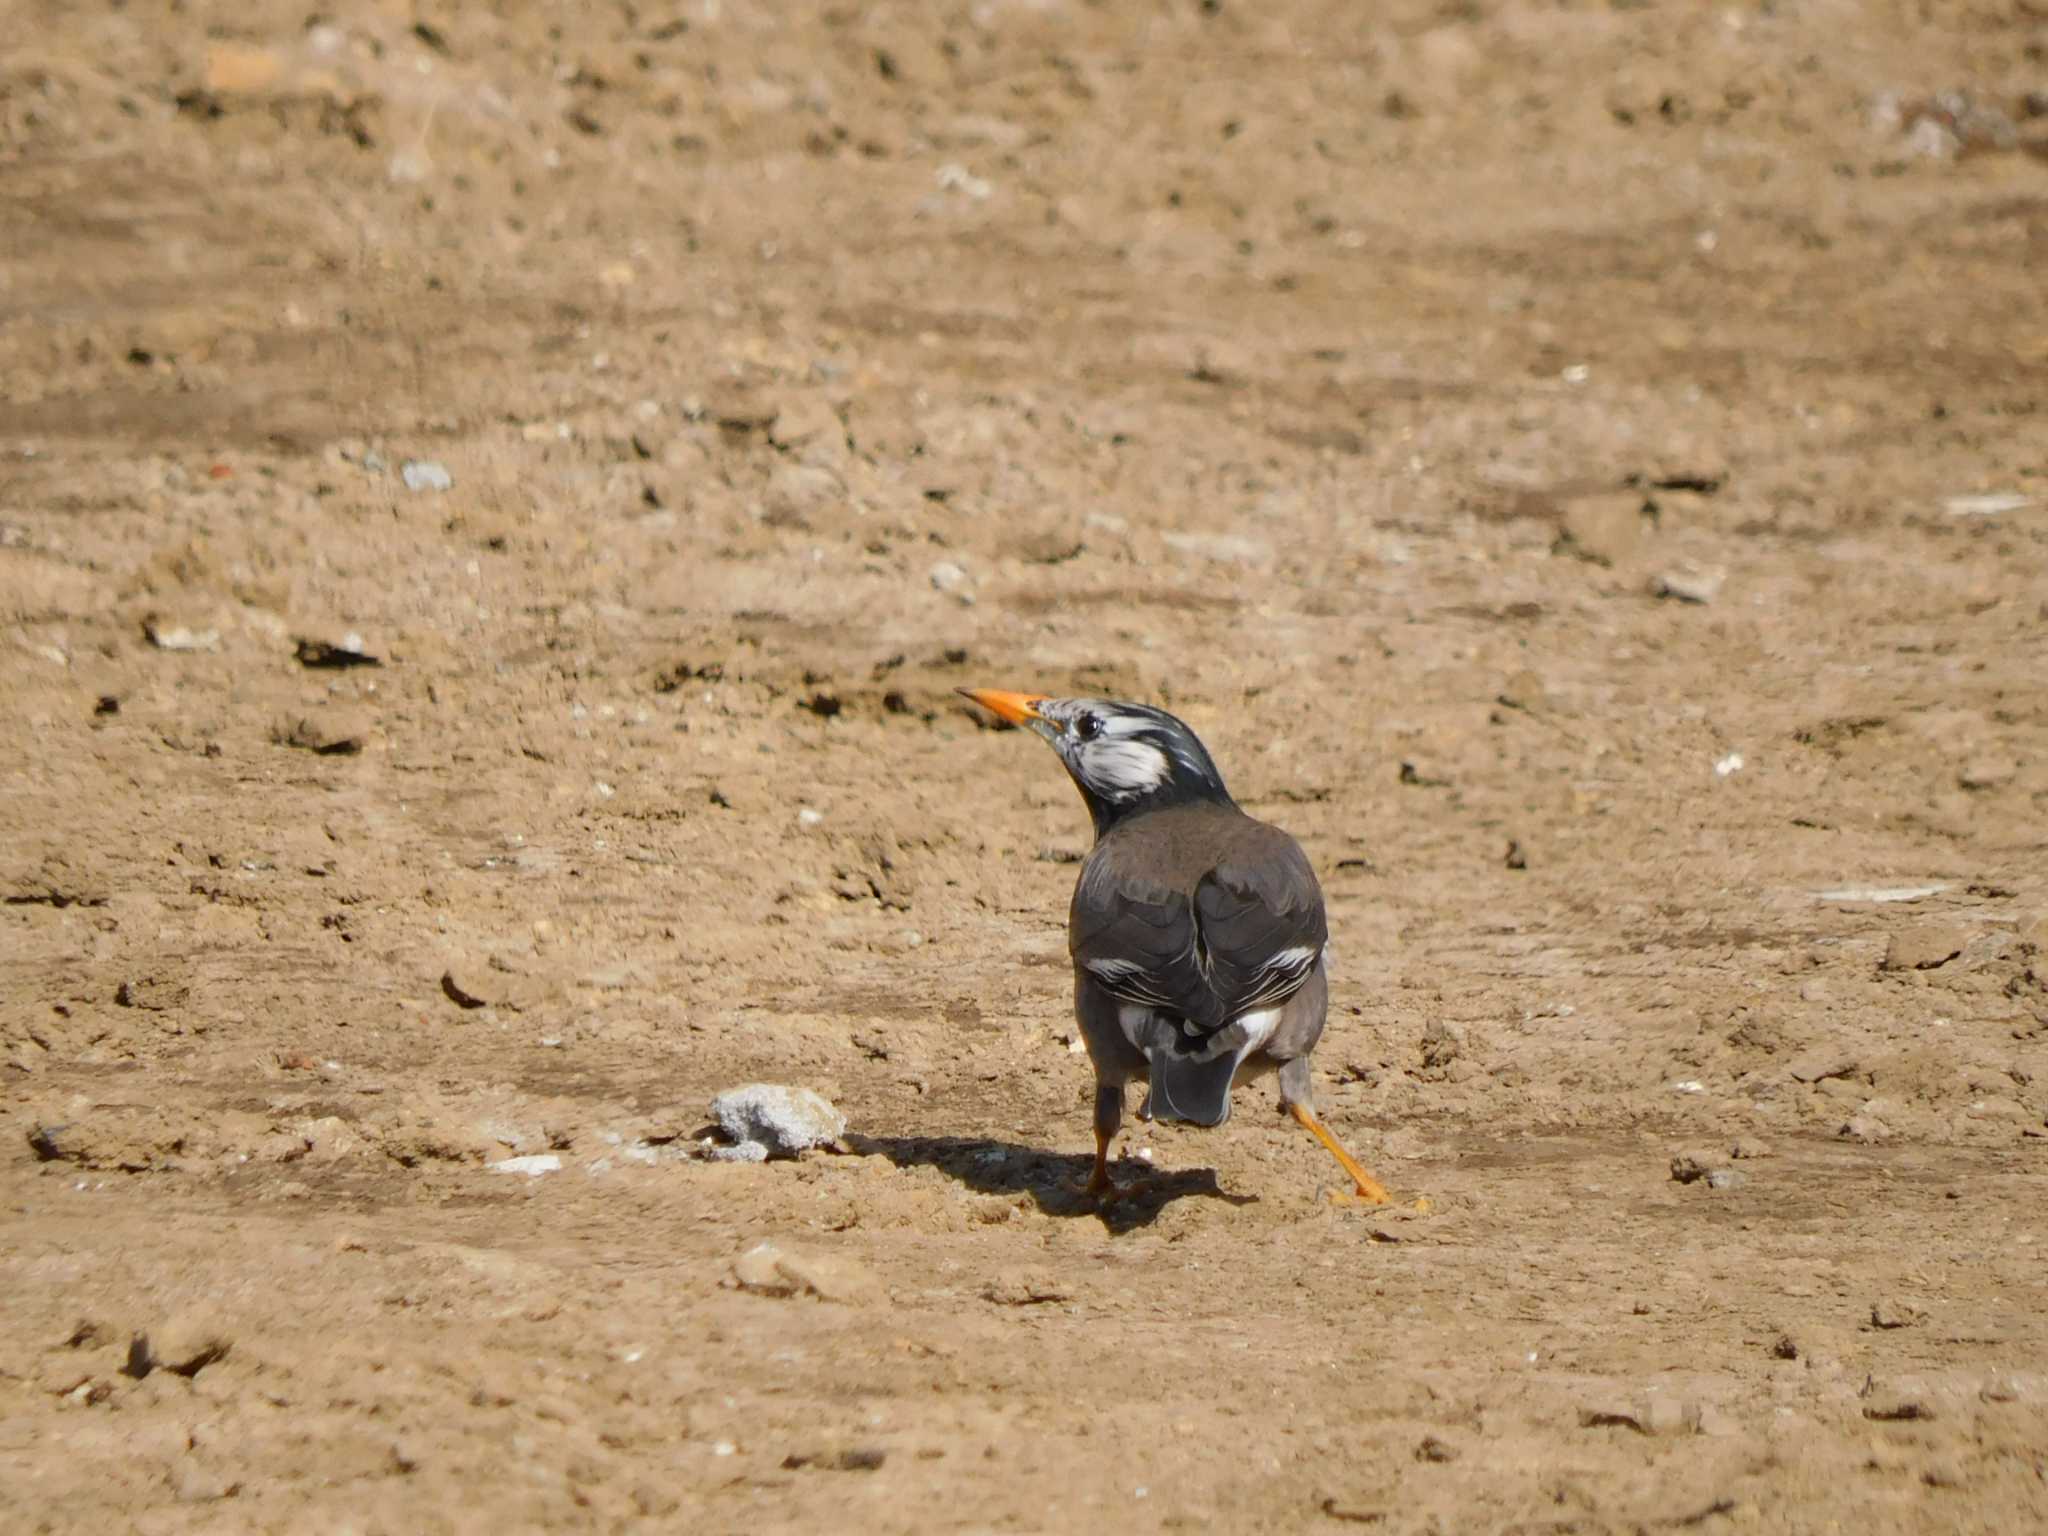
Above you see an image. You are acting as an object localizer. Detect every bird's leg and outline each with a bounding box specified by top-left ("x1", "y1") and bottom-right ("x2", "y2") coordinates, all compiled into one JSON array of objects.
[
  {"x1": 1277, "y1": 1058, "x2": 1394, "y2": 1205},
  {"x1": 1289, "y1": 1101, "x2": 1394, "y2": 1205},
  {"x1": 1083, "y1": 1082, "x2": 1126, "y2": 1201},
  {"x1": 1088, "y1": 1125, "x2": 1115, "y2": 1198}
]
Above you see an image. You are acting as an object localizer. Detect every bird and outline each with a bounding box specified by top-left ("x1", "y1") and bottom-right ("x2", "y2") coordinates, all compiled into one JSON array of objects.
[{"x1": 959, "y1": 687, "x2": 1398, "y2": 1206}]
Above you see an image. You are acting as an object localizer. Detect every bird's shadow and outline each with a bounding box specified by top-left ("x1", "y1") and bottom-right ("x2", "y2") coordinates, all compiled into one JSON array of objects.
[{"x1": 846, "y1": 1133, "x2": 1257, "y2": 1233}]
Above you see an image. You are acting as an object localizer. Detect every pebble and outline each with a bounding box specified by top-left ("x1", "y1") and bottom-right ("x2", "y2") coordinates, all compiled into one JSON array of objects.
[
  {"x1": 128, "y1": 1312, "x2": 232, "y2": 1379},
  {"x1": 203, "y1": 42, "x2": 283, "y2": 95},
  {"x1": 174, "y1": 1465, "x2": 239, "y2": 1503},
  {"x1": 1557, "y1": 493, "x2": 1645, "y2": 566},
  {"x1": 401, "y1": 460, "x2": 453, "y2": 493},
  {"x1": 489, "y1": 1154, "x2": 562, "y2": 1177},
  {"x1": 1902, "y1": 117, "x2": 1963, "y2": 159},
  {"x1": 142, "y1": 618, "x2": 221, "y2": 652},
  {"x1": 762, "y1": 462, "x2": 841, "y2": 526},
  {"x1": 1861, "y1": 1391, "x2": 1932, "y2": 1423},
  {"x1": 1957, "y1": 756, "x2": 2018, "y2": 790},
  {"x1": 1414, "y1": 1434, "x2": 1459, "y2": 1463},
  {"x1": 1162, "y1": 530, "x2": 1274, "y2": 567},
  {"x1": 1945, "y1": 492, "x2": 2030, "y2": 517},
  {"x1": 766, "y1": 396, "x2": 846, "y2": 458},
  {"x1": 1642, "y1": 1396, "x2": 1695, "y2": 1436},
  {"x1": 935, "y1": 161, "x2": 994, "y2": 199},
  {"x1": 1787, "y1": 1051, "x2": 1858, "y2": 1084},
  {"x1": 1815, "y1": 883, "x2": 1945, "y2": 904},
  {"x1": 726, "y1": 1241, "x2": 877, "y2": 1302},
  {"x1": 277, "y1": 714, "x2": 367, "y2": 756},
  {"x1": 708, "y1": 1083, "x2": 846, "y2": 1160},
  {"x1": 1651, "y1": 564, "x2": 1724, "y2": 604},
  {"x1": 928, "y1": 560, "x2": 973, "y2": 595},
  {"x1": 1579, "y1": 1396, "x2": 1698, "y2": 1436},
  {"x1": 1705, "y1": 1168, "x2": 1747, "y2": 1191},
  {"x1": 1870, "y1": 1297, "x2": 1927, "y2": 1330},
  {"x1": 1669, "y1": 1153, "x2": 1712, "y2": 1184},
  {"x1": 1881, "y1": 923, "x2": 1971, "y2": 972}
]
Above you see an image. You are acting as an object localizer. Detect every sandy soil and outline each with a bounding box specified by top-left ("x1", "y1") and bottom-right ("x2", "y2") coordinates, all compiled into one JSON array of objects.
[{"x1": 5, "y1": 1, "x2": 2048, "y2": 1531}]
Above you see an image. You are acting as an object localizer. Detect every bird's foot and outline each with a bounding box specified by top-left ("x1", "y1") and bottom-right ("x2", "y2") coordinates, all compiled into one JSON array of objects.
[
  {"x1": 1324, "y1": 1186, "x2": 1432, "y2": 1214},
  {"x1": 1323, "y1": 1185, "x2": 1388, "y2": 1209},
  {"x1": 1076, "y1": 1171, "x2": 1146, "y2": 1206}
]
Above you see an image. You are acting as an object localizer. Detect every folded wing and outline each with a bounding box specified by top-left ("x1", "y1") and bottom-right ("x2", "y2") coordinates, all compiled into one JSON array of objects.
[{"x1": 1069, "y1": 822, "x2": 1327, "y2": 1038}]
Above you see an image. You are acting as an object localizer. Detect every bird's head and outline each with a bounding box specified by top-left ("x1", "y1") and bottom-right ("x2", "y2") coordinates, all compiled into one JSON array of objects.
[{"x1": 959, "y1": 689, "x2": 1233, "y2": 836}]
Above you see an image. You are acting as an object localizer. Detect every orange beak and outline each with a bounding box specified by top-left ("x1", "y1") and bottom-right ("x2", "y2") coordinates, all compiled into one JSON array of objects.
[{"x1": 957, "y1": 688, "x2": 1050, "y2": 726}]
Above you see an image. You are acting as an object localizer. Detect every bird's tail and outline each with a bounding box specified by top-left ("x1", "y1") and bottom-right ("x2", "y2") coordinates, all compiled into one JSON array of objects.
[{"x1": 1140, "y1": 1047, "x2": 1238, "y2": 1127}]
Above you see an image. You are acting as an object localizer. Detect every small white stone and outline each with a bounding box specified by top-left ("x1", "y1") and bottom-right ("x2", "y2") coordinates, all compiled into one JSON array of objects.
[
  {"x1": 400, "y1": 459, "x2": 452, "y2": 493},
  {"x1": 1814, "y1": 884, "x2": 1946, "y2": 904},
  {"x1": 144, "y1": 622, "x2": 221, "y2": 652},
  {"x1": 797, "y1": 807, "x2": 824, "y2": 828},
  {"x1": 1944, "y1": 492, "x2": 2030, "y2": 517},
  {"x1": 935, "y1": 162, "x2": 993, "y2": 199},
  {"x1": 1714, "y1": 752, "x2": 1744, "y2": 777},
  {"x1": 489, "y1": 1154, "x2": 562, "y2": 1177},
  {"x1": 595, "y1": 781, "x2": 615, "y2": 798},
  {"x1": 1671, "y1": 1080, "x2": 1706, "y2": 1094},
  {"x1": 1561, "y1": 363, "x2": 1591, "y2": 384}
]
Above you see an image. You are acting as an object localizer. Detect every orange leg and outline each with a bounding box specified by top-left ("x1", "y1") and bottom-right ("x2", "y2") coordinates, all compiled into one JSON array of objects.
[
  {"x1": 1289, "y1": 1101, "x2": 1393, "y2": 1205},
  {"x1": 1083, "y1": 1125, "x2": 1142, "y2": 1205},
  {"x1": 1086, "y1": 1125, "x2": 1115, "y2": 1197},
  {"x1": 1081, "y1": 1084, "x2": 1132, "y2": 1203}
]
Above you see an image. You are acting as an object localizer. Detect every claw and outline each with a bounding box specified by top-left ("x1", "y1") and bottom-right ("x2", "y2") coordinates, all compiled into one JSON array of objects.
[{"x1": 1325, "y1": 1188, "x2": 1431, "y2": 1213}]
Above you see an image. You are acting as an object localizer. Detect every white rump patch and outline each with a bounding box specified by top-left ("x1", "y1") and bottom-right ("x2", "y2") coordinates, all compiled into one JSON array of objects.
[{"x1": 1233, "y1": 1006, "x2": 1283, "y2": 1064}]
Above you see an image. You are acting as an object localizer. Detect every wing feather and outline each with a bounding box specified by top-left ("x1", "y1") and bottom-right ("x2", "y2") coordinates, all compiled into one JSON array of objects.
[{"x1": 1069, "y1": 820, "x2": 1326, "y2": 1037}]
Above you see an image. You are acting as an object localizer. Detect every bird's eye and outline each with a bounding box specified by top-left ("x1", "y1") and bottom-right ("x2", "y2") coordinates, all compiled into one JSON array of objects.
[{"x1": 1075, "y1": 713, "x2": 1101, "y2": 741}]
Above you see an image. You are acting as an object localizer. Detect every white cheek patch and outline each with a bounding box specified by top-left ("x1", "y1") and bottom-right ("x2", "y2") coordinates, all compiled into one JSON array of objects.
[{"x1": 1082, "y1": 738, "x2": 1170, "y2": 797}]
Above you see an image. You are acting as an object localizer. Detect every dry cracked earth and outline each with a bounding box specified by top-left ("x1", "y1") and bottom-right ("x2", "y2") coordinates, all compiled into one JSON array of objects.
[{"x1": 3, "y1": 1, "x2": 2047, "y2": 1532}]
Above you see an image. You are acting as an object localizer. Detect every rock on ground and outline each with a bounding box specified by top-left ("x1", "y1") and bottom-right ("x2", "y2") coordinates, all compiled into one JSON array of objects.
[{"x1": 708, "y1": 1084, "x2": 846, "y2": 1160}]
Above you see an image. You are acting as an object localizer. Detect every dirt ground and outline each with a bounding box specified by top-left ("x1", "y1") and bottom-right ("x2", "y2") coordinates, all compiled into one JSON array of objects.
[{"x1": 4, "y1": 1, "x2": 2048, "y2": 1531}]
